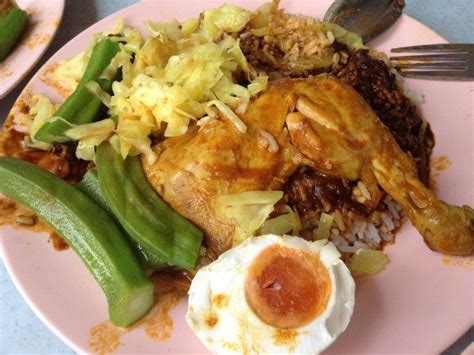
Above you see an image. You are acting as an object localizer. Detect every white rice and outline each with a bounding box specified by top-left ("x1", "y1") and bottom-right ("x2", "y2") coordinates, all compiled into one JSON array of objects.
[
  {"x1": 332, "y1": 235, "x2": 369, "y2": 254},
  {"x1": 357, "y1": 181, "x2": 371, "y2": 200},
  {"x1": 325, "y1": 193, "x2": 403, "y2": 258},
  {"x1": 366, "y1": 223, "x2": 381, "y2": 245},
  {"x1": 381, "y1": 212, "x2": 395, "y2": 231}
]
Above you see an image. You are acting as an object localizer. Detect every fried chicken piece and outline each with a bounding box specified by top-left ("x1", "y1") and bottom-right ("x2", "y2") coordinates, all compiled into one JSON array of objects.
[
  {"x1": 144, "y1": 77, "x2": 473, "y2": 256},
  {"x1": 284, "y1": 78, "x2": 473, "y2": 255},
  {"x1": 143, "y1": 90, "x2": 309, "y2": 256}
]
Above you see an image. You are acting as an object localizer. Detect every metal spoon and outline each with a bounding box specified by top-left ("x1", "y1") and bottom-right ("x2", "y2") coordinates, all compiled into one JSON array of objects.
[{"x1": 324, "y1": 0, "x2": 405, "y2": 43}]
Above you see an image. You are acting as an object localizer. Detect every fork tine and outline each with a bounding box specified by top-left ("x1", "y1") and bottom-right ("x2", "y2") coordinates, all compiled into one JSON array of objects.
[
  {"x1": 394, "y1": 62, "x2": 467, "y2": 70},
  {"x1": 397, "y1": 70, "x2": 473, "y2": 80},
  {"x1": 391, "y1": 43, "x2": 473, "y2": 53},
  {"x1": 390, "y1": 53, "x2": 467, "y2": 62}
]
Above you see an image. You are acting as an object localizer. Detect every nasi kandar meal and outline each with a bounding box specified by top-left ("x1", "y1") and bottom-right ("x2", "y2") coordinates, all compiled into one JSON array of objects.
[{"x1": 0, "y1": 1, "x2": 472, "y2": 353}]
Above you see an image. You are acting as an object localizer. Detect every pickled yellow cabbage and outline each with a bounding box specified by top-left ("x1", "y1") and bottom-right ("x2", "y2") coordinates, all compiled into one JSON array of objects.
[
  {"x1": 52, "y1": 18, "x2": 142, "y2": 90},
  {"x1": 18, "y1": 95, "x2": 59, "y2": 150},
  {"x1": 64, "y1": 118, "x2": 115, "y2": 140},
  {"x1": 314, "y1": 213, "x2": 334, "y2": 240},
  {"x1": 348, "y1": 249, "x2": 389, "y2": 277},
  {"x1": 216, "y1": 191, "x2": 283, "y2": 246},
  {"x1": 85, "y1": 81, "x2": 111, "y2": 107},
  {"x1": 30, "y1": 96, "x2": 58, "y2": 137},
  {"x1": 53, "y1": 50, "x2": 91, "y2": 90},
  {"x1": 35, "y1": 5, "x2": 269, "y2": 163},
  {"x1": 64, "y1": 119, "x2": 115, "y2": 161},
  {"x1": 107, "y1": 34, "x2": 266, "y2": 143},
  {"x1": 321, "y1": 23, "x2": 364, "y2": 49},
  {"x1": 260, "y1": 205, "x2": 301, "y2": 236},
  {"x1": 249, "y1": 2, "x2": 277, "y2": 29},
  {"x1": 201, "y1": 4, "x2": 251, "y2": 41},
  {"x1": 114, "y1": 118, "x2": 156, "y2": 164}
]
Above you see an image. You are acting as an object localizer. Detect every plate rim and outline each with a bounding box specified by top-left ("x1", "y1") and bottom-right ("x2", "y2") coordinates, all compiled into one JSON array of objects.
[
  {"x1": 0, "y1": 0, "x2": 66, "y2": 99},
  {"x1": 0, "y1": 229, "x2": 84, "y2": 354}
]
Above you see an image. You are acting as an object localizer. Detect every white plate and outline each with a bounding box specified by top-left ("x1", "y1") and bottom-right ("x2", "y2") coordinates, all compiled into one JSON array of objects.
[
  {"x1": 0, "y1": 0, "x2": 64, "y2": 99},
  {"x1": 1, "y1": 0, "x2": 473, "y2": 354}
]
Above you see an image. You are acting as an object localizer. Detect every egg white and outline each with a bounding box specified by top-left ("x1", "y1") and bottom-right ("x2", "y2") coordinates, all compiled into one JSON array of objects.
[{"x1": 186, "y1": 234, "x2": 355, "y2": 354}]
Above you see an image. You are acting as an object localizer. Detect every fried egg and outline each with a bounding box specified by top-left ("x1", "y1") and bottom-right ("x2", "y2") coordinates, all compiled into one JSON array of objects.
[{"x1": 186, "y1": 235, "x2": 355, "y2": 354}]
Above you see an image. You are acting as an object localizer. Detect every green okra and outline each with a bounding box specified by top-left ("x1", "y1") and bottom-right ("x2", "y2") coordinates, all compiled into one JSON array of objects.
[
  {"x1": 77, "y1": 168, "x2": 165, "y2": 268},
  {"x1": 0, "y1": 2, "x2": 27, "y2": 62},
  {"x1": 35, "y1": 39, "x2": 120, "y2": 143},
  {"x1": 96, "y1": 143, "x2": 203, "y2": 270},
  {"x1": 0, "y1": 157, "x2": 154, "y2": 327}
]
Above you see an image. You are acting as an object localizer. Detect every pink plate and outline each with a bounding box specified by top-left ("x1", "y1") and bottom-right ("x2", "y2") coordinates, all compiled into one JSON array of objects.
[
  {"x1": 1, "y1": 0, "x2": 473, "y2": 354},
  {"x1": 0, "y1": 0, "x2": 65, "y2": 99}
]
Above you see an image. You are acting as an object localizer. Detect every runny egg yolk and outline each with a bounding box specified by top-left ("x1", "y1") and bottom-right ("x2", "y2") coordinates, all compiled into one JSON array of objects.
[{"x1": 245, "y1": 244, "x2": 332, "y2": 329}]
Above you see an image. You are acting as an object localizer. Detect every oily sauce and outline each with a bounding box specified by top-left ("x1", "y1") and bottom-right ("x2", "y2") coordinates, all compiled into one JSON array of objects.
[{"x1": 0, "y1": 95, "x2": 86, "y2": 250}]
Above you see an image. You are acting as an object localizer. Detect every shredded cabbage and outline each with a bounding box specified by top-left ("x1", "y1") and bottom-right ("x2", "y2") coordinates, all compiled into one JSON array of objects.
[
  {"x1": 64, "y1": 119, "x2": 115, "y2": 140},
  {"x1": 34, "y1": 6, "x2": 269, "y2": 162},
  {"x1": 53, "y1": 50, "x2": 92, "y2": 90},
  {"x1": 348, "y1": 249, "x2": 389, "y2": 277},
  {"x1": 181, "y1": 18, "x2": 199, "y2": 37},
  {"x1": 314, "y1": 213, "x2": 334, "y2": 240},
  {"x1": 249, "y1": 2, "x2": 277, "y2": 29},
  {"x1": 29, "y1": 96, "x2": 58, "y2": 138},
  {"x1": 105, "y1": 33, "x2": 265, "y2": 141},
  {"x1": 201, "y1": 4, "x2": 251, "y2": 41},
  {"x1": 260, "y1": 205, "x2": 301, "y2": 236},
  {"x1": 321, "y1": 23, "x2": 364, "y2": 49},
  {"x1": 64, "y1": 119, "x2": 115, "y2": 161},
  {"x1": 248, "y1": 75, "x2": 269, "y2": 96},
  {"x1": 85, "y1": 81, "x2": 111, "y2": 107},
  {"x1": 16, "y1": 95, "x2": 59, "y2": 150},
  {"x1": 216, "y1": 191, "x2": 283, "y2": 246},
  {"x1": 103, "y1": 9, "x2": 266, "y2": 160},
  {"x1": 114, "y1": 118, "x2": 156, "y2": 164}
]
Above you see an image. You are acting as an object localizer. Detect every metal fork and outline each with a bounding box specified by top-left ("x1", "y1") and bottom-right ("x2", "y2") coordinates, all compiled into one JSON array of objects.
[{"x1": 390, "y1": 44, "x2": 474, "y2": 80}]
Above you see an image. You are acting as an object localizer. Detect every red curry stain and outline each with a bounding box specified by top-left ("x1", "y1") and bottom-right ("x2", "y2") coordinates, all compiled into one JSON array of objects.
[
  {"x1": 429, "y1": 155, "x2": 452, "y2": 193},
  {"x1": 442, "y1": 256, "x2": 474, "y2": 269},
  {"x1": 204, "y1": 310, "x2": 219, "y2": 329},
  {"x1": 432, "y1": 155, "x2": 452, "y2": 172},
  {"x1": 212, "y1": 294, "x2": 230, "y2": 309},
  {"x1": 272, "y1": 328, "x2": 299, "y2": 348},
  {"x1": 89, "y1": 320, "x2": 125, "y2": 355},
  {"x1": 0, "y1": 64, "x2": 12, "y2": 79},
  {"x1": 39, "y1": 62, "x2": 73, "y2": 99},
  {"x1": 88, "y1": 270, "x2": 190, "y2": 353},
  {"x1": 49, "y1": 232, "x2": 70, "y2": 251}
]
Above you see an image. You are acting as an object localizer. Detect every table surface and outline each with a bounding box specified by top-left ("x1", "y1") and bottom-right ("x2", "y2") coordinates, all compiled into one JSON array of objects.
[{"x1": 1, "y1": 1, "x2": 473, "y2": 354}]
